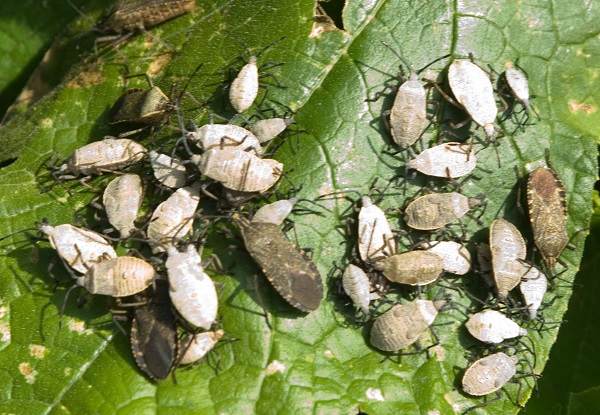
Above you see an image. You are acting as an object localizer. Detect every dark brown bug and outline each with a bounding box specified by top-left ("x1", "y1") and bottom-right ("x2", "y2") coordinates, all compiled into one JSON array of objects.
[
  {"x1": 527, "y1": 164, "x2": 568, "y2": 271},
  {"x1": 98, "y1": 0, "x2": 195, "y2": 36},
  {"x1": 130, "y1": 280, "x2": 178, "y2": 381},
  {"x1": 237, "y1": 219, "x2": 323, "y2": 312},
  {"x1": 107, "y1": 74, "x2": 175, "y2": 131}
]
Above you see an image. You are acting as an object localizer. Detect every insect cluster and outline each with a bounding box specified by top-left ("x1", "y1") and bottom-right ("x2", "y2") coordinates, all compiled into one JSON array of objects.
[
  {"x1": 1, "y1": 2, "x2": 325, "y2": 383},
  {"x1": 329, "y1": 44, "x2": 570, "y2": 412},
  {"x1": 0, "y1": 3, "x2": 578, "y2": 411}
]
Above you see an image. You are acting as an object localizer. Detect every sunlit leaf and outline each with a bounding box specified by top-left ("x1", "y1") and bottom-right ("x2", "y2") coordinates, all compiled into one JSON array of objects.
[{"x1": 0, "y1": 1, "x2": 597, "y2": 414}]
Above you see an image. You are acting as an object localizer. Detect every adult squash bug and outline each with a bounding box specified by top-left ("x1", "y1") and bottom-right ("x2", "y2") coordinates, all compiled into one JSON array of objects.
[
  {"x1": 527, "y1": 161, "x2": 568, "y2": 272},
  {"x1": 130, "y1": 279, "x2": 178, "y2": 381},
  {"x1": 237, "y1": 218, "x2": 323, "y2": 312}
]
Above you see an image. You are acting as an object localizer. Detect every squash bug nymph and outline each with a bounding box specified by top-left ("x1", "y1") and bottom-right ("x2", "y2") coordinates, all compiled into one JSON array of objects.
[
  {"x1": 403, "y1": 192, "x2": 485, "y2": 231},
  {"x1": 186, "y1": 123, "x2": 262, "y2": 155},
  {"x1": 519, "y1": 264, "x2": 547, "y2": 320},
  {"x1": 500, "y1": 62, "x2": 540, "y2": 127},
  {"x1": 39, "y1": 222, "x2": 117, "y2": 274},
  {"x1": 77, "y1": 256, "x2": 155, "y2": 297},
  {"x1": 342, "y1": 264, "x2": 372, "y2": 315},
  {"x1": 358, "y1": 195, "x2": 396, "y2": 264},
  {"x1": 103, "y1": 174, "x2": 143, "y2": 237},
  {"x1": 148, "y1": 151, "x2": 187, "y2": 189},
  {"x1": 370, "y1": 299, "x2": 445, "y2": 352},
  {"x1": 196, "y1": 148, "x2": 283, "y2": 193},
  {"x1": 147, "y1": 186, "x2": 200, "y2": 253},
  {"x1": 490, "y1": 218, "x2": 527, "y2": 301},
  {"x1": 462, "y1": 352, "x2": 518, "y2": 396},
  {"x1": 179, "y1": 329, "x2": 225, "y2": 365},
  {"x1": 420, "y1": 240, "x2": 472, "y2": 275},
  {"x1": 465, "y1": 309, "x2": 527, "y2": 344},
  {"x1": 166, "y1": 245, "x2": 218, "y2": 330},
  {"x1": 54, "y1": 137, "x2": 147, "y2": 180},
  {"x1": 367, "y1": 43, "x2": 449, "y2": 150},
  {"x1": 446, "y1": 59, "x2": 498, "y2": 140},
  {"x1": 373, "y1": 251, "x2": 445, "y2": 286},
  {"x1": 406, "y1": 142, "x2": 477, "y2": 179},
  {"x1": 228, "y1": 36, "x2": 286, "y2": 113},
  {"x1": 251, "y1": 198, "x2": 297, "y2": 226}
]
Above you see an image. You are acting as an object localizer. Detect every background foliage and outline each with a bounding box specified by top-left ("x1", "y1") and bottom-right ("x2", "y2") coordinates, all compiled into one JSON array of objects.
[{"x1": 0, "y1": 0, "x2": 598, "y2": 414}]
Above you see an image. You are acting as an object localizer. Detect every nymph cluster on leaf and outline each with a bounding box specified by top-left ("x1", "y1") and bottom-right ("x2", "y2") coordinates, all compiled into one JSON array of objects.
[
  {"x1": 1, "y1": 6, "x2": 325, "y2": 384},
  {"x1": 325, "y1": 43, "x2": 568, "y2": 412}
]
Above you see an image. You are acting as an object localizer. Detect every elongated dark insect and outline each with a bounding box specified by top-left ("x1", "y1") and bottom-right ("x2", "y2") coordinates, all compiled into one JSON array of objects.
[
  {"x1": 98, "y1": 0, "x2": 195, "y2": 35},
  {"x1": 130, "y1": 280, "x2": 178, "y2": 381},
  {"x1": 527, "y1": 165, "x2": 568, "y2": 271},
  {"x1": 237, "y1": 219, "x2": 323, "y2": 312},
  {"x1": 107, "y1": 82, "x2": 175, "y2": 127},
  {"x1": 106, "y1": 68, "x2": 200, "y2": 137}
]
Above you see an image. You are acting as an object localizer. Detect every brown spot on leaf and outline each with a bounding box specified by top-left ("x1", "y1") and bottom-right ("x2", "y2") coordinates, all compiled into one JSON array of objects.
[
  {"x1": 19, "y1": 362, "x2": 38, "y2": 383},
  {"x1": 29, "y1": 345, "x2": 47, "y2": 359},
  {"x1": 67, "y1": 70, "x2": 105, "y2": 89},
  {"x1": 568, "y1": 100, "x2": 597, "y2": 115},
  {"x1": 148, "y1": 54, "x2": 171, "y2": 76}
]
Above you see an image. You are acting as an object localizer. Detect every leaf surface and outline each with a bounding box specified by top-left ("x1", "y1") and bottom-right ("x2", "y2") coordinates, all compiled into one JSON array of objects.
[{"x1": 0, "y1": 1, "x2": 598, "y2": 414}]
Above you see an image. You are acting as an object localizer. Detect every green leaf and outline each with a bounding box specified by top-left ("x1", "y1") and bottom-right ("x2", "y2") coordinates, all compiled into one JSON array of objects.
[
  {"x1": 0, "y1": 1, "x2": 598, "y2": 415},
  {"x1": 0, "y1": 0, "x2": 96, "y2": 119},
  {"x1": 568, "y1": 386, "x2": 600, "y2": 415}
]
